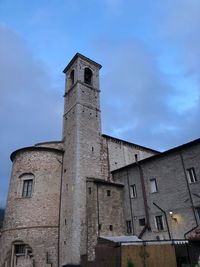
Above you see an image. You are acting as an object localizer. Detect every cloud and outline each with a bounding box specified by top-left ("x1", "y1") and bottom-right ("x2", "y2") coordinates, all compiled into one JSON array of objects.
[
  {"x1": 0, "y1": 24, "x2": 63, "y2": 205},
  {"x1": 97, "y1": 37, "x2": 200, "y2": 150}
]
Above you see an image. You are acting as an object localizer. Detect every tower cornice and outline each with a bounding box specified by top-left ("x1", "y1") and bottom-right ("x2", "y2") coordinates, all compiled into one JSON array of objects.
[{"x1": 63, "y1": 53, "x2": 102, "y2": 73}]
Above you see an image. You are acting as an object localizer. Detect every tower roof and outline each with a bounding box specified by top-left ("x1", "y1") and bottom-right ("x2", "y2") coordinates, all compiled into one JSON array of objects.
[{"x1": 63, "y1": 53, "x2": 102, "y2": 73}]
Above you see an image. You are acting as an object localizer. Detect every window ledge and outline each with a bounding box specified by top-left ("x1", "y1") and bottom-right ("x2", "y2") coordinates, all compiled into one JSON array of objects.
[
  {"x1": 153, "y1": 230, "x2": 167, "y2": 233},
  {"x1": 151, "y1": 191, "x2": 159, "y2": 194},
  {"x1": 189, "y1": 181, "x2": 200, "y2": 185}
]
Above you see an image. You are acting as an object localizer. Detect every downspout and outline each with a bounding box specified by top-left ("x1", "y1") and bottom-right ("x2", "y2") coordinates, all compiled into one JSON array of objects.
[
  {"x1": 58, "y1": 152, "x2": 64, "y2": 267},
  {"x1": 153, "y1": 202, "x2": 171, "y2": 240},
  {"x1": 179, "y1": 152, "x2": 198, "y2": 226},
  {"x1": 136, "y1": 156, "x2": 151, "y2": 231},
  {"x1": 138, "y1": 224, "x2": 148, "y2": 239},
  {"x1": 97, "y1": 184, "x2": 100, "y2": 237},
  {"x1": 126, "y1": 169, "x2": 135, "y2": 234}
]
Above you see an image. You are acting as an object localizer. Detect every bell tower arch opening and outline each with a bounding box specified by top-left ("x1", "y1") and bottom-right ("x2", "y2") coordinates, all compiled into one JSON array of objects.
[
  {"x1": 70, "y1": 69, "x2": 75, "y2": 86},
  {"x1": 84, "y1": 67, "x2": 92, "y2": 85}
]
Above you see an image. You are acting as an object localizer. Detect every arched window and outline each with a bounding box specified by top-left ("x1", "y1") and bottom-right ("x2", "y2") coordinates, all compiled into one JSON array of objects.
[
  {"x1": 70, "y1": 69, "x2": 75, "y2": 86},
  {"x1": 84, "y1": 68, "x2": 92, "y2": 85},
  {"x1": 13, "y1": 241, "x2": 33, "y2": 258}
]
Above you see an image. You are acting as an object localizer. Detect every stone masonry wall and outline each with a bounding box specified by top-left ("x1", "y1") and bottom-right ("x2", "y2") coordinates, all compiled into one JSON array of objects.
[
  {"x1": 86, "y1": 179, "x2": 125, "y2": 261},
  {"x1": 101, "y1": 136, "x2": 158, "y2": 179},
  {"x1": 0, "y1": 148, "x2": 63, "y2": 267},
  {"x1": 113, "y1": 142, "x2": 200, "y2": 241}
]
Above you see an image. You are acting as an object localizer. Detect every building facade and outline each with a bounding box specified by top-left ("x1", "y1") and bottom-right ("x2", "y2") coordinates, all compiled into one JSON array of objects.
[
  {"x1": 112, "y1": 138, "x2": 200, "y2": 241},
  {"x1": 0, "y1": 53, "x2": 199, "y2": 267}
]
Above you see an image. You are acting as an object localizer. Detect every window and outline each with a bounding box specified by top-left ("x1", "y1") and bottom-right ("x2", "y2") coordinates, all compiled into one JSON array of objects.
[
  {"x1": 139, "y1": 218, "x2": 146, "y2": 226},
  {"x1": 187, "y1": 168, "x2": 197, "y2": 183},
  {"x1": 98, "y1": 224, "x2": 102, "y2": 230},
  {"x1": 22, "y1": 179, "x2": 33, "y2": 197},
  {"x1": 150, "y1": 179, "x2": 158, "y2": 193},
  {"x1": 88, "y1": 187, "x2": 92, "y2": 194},
  {"x1": 130, "y1": 184, "x2": 137, "y2": 198},
  {"x1": 84, "y1": 68, "x2": 92, "y2": 85},
  {"x1": 107, "y1": 190, "x2": 111, "y2": 196},
  {"x1": 196, "y1": 207, "x2": 200, "y2": 222},
  {"x1": 109, "y1": 225, "x2": 113, "y2": 231},
  {"x1": 155, "y1": 215, "x2": 164, "y2": 231},
  {"x1": 126, "y1": 220, "x2": 132, "y2": 234},
  {"x1": 14, "y1": 243, "x2": 32, "y2": 256},
  {"x1": 15, "y1": 244, "x2": 25, "y2": 255}
]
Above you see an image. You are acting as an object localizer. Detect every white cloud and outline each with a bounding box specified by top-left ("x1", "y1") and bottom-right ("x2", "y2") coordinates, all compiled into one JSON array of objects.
[
  {"x1": 97, "y1": 38, "x2": 200, "y2": 150},
  {"x1": 0, "y1": 24, "x2": 63, "y2": 204}
]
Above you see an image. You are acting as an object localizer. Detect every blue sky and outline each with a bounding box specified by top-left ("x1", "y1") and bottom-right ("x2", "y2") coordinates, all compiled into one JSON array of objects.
[{"x1": 0, "y1": 0, "x2": 200, "y2": 205}]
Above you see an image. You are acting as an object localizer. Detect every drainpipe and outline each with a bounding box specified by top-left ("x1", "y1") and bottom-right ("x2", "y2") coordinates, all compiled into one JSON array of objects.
[
  {"x1": 97, "y1": 184, "x2": 100, "y2": 237},
  {"x1": 179, "y1": 152, "x2": 198, "y2": 226},
  {"x1": 136, "y1": 157, "x2": 151, "y2": 231},
  {"x1": 126, "y1": 169, "x2": 135, "y2": 234},
  {"x1": 58, "y1": 153, "x2": 64, "y2": 267},
  {"x1": 138, "y1": 224, "x2": 148, "y2": 239},
  {"x1": 153, "y1": 202, "x2": 171, "y2": 240}
]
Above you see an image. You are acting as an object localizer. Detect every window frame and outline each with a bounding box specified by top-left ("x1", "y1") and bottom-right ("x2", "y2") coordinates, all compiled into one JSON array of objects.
[
  {"x1": 150, "y1": 178, "x2": 158, "y2": 193},
  {"x1": 22, "y1": 179, "x2": 33, "y2": 198},
  {"x1": 130, "y1": 184, "x2": 137, "y2": 198},
  {"x1": 15, "y1": 244, "x2": 26, "y2": 256},
  {"x1": 107, "y1": 190, "x2": 111, "y2": 197},
  {"x1": 187, "y1": 167, "x2": 197, "y2": 183},
  {"x1": 139, "y1": 218, "x2": 146, "y2": 226},
  {"x1": 196, "y1": 207, "x2": 200, "y2": 223},
  {"x1": 155, "y1": 215, "x2": 164, "y2": 231}
]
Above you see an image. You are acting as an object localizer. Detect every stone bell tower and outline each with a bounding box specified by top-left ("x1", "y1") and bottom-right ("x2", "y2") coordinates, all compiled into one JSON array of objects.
[{"x1": 60, "y1": 53, "x2": 102, "y2": 266}]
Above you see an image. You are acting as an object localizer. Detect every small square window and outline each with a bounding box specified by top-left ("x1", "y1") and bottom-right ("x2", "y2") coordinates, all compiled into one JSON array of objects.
[
  {"x1": 107, "y1": 190, "x2": 111, "y2": 196},
  {"x1": 130, "y1": 184, "x2": 137, "y2": 198},
  {"x1": 187, "y1": 168, "x2": 197, "y2": 183},
  {"x1": 22, "y1": 180, "x2": 33, "y2": 197},
  {"x1": 126, "y1": 220, "x2": 132, "y2": 234},
  {"x1": 155, "y1": 215, "x2": 164, "y2": 231},
  {"x1": 150, "y1": 179, "x2": 158, "y2": 193},
  {"x1": 109, "y1": 225, "x2": 113, "y2": 231},
  {"x1": 139, "y1": 218, "x2": 146, "y2": 226}
]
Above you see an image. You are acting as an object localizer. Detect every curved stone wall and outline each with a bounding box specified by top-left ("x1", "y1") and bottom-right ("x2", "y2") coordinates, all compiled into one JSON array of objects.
[{"x1": 0, "y1": 147, "x2": 63, "y2": 267}]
